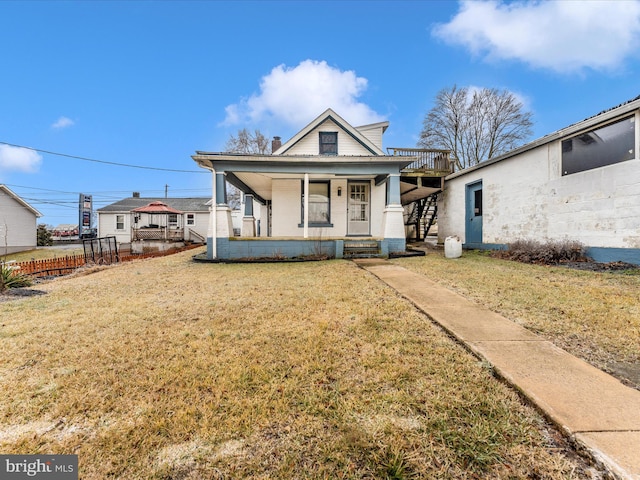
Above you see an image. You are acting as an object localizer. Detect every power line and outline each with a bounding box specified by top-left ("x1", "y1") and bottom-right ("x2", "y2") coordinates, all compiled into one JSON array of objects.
[{"x1": 0, "y1": 141, "x2": 207, "y2": 173}]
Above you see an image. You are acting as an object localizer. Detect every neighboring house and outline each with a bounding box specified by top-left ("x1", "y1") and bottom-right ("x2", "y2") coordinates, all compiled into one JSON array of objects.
[
  {"x1": 192, "y1": 108, "x2": 452, "y2": 260},
  {"x1": 0, "y1": 184, "x2": 42, "y2": 254},
  {"x1": 97, "y1": 195, "x2": 210, "y2": 248},
  {"x1": 438, "y1": 95, "x2": 640, "y2": 265}
]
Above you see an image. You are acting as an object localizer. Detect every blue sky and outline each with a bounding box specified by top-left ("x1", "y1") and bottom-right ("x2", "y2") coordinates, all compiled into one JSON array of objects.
[{"x1": 1, "y1": 0, "x2": 640, "y2": 227}]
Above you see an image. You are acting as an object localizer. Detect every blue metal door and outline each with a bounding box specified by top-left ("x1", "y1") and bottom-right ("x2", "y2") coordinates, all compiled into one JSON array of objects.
[{"x1": 465, "y1": 181, "x2": 483, "y2": 245}]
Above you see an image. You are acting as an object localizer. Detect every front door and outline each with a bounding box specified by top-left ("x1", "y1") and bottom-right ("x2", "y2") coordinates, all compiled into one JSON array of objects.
[
  {"x1": 465, "y1": 180, "x2": 483, "y2": 245},
  {"x1": 347, "y1": 182, "x2": 370, "y2": 235}
]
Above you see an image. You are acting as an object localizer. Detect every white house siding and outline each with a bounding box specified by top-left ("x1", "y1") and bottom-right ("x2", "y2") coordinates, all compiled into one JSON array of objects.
[
  {"x1": 439, "y1": 137, "x2": 640, "y2": 252},
  {"x1": 97, "y1": 211, "x2": 131, "y2": 244},
  {"x1": 0, "y1": 191, "x2": 38, "y2": 254},
  {"x1": 271, "y1": 179, "x2": 302, "y2": 237},
  {"x1": 185, "y1": 212, "x2": 209, "y2": 241},
  {"x1": 355, "y1": 125, "x2": 384, "y2": 150},
  {"x1": 284, "y1": 120, "x2": 376, "y2": 156},
  {"x1": 271, "y1": 178, "x2": 374, "y2": 238},
  {"x1": 369, "y1": 181, "x2": 386, "y2": 237}
]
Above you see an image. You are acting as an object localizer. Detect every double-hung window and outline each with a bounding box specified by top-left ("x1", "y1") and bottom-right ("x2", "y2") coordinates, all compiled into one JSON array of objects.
[
  {"x1": 300, "y1": 181, "x2": 332, "y2": 226},
  {"x1": 116, "y1": 214, "x2": 125, "y2": 231},
  {"x1": 319, "y1": 132, "x2": 337, "y2": 155}
]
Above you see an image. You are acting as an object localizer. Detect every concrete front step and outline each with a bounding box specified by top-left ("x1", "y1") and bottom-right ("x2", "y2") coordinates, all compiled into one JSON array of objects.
[{"x1": 343, "y1": 241, "x2": 380, "y2": 258}]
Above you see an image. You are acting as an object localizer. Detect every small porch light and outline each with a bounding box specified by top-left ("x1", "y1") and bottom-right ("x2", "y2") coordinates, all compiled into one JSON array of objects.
[{"x1": 337, "y1": 186, "x2": 342, "y2": 196}]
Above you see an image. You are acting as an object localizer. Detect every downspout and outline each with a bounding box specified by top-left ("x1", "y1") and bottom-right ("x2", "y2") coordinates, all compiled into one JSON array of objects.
[
  {"x1": 303, "y1": 173, "x2": 309, "y2": 238},
  {"x1": 209, "y1": 167, "x2": 217, "y2": 258}
]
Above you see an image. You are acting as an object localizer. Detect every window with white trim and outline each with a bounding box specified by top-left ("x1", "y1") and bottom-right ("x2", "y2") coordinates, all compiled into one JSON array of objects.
[
  {"x1": 186, "y1": 214, "x2": 195, "y2": 226},
  {"x1": 301, "y1": 181, "x2": 331, "y2": 226},
  {"x1": 116, "y1": 215, "x2": 125, "y2": 230}
]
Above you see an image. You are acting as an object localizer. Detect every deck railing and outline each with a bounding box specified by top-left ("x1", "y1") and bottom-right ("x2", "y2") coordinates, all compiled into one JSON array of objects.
[
  {"x1": 133, "y1": 227, "x2": 184, "y2": 241},
  {"x1": 388, "y1": 148, "x2": 455, "y2": 174}
]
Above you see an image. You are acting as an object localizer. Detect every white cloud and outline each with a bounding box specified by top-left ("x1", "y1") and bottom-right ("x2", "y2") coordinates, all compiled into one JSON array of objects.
[
  {"x1": 0, "y1": 144, "x2": 43, "y2": 173},
  {"x1": 51, "y1": 116, "x2": 75, "y2": 129},
  {"x1": 433, "y1": 0, "x2": 640, "y2": 73},
  {"x1": 223, "y1": 60, "x2": 384, "y2": 128}
]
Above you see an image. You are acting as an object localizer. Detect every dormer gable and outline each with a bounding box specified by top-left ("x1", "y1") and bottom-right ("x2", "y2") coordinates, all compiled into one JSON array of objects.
[{"x1": 273, "y1": 108, "x2": 386, "y2": 156}]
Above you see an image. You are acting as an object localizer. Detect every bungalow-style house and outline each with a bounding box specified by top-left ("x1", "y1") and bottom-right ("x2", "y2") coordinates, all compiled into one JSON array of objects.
[
  {"x1": 438, "y1": 95, "x2": 640, "y2": 265},
  {"x1": 0, "y1": 184, "x2": 43, "y2": 254},
  {"x1": 97, "y1": 195, "x2": 210, "y2": 251},
  {"x1": 192, "y1": 109, "x2": 453, "y2": 260}
]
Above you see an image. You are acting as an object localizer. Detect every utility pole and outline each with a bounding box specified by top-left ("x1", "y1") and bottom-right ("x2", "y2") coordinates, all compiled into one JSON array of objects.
[{"x1": 165, "y1": 184, "x2": 169, "y2": 198}]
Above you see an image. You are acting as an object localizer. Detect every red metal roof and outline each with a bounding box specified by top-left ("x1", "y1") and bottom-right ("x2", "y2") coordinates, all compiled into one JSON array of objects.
[{"x1": 131, "y1": 201, "x2": 183, "y2": 214}]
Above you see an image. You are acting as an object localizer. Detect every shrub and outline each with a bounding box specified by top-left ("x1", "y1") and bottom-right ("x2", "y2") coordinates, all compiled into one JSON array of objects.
[
  {"x1": 0, "y1": 264, "x2": 33, "y2": 292},
  {"x1": 495, "y1": 239, "x2": 588, "y2": 265}
]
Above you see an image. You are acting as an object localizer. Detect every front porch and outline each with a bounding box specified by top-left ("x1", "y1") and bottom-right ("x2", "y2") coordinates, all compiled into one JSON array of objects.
[{"x1": 202, "y1": 236, "x2": 413, "y2": 261}]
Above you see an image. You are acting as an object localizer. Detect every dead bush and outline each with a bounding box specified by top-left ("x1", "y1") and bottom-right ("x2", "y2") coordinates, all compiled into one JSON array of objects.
[{"x1": 494, "y1": 239, "x2": 588, "y2": 265}]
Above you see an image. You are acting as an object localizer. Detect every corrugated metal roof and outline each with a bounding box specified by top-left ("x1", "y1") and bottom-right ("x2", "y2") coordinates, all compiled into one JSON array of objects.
[{"x1": 98, "y1": 197, "x2": 210, "y2": 213}]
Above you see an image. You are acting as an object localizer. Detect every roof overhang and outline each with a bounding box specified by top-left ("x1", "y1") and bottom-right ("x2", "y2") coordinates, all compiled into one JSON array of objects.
[
  {"x1": 446, "y1": 95, "x2": 640, "y2": 181},
  {"x1": 192, "y1": 153, "x2": 412, "y2": 175}
]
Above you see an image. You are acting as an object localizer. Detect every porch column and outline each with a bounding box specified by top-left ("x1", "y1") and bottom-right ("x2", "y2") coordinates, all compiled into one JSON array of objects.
[
  {"x1": 206, "y1": 170, "x2": 234, "y2": 260},
  {"x1": 382, "y1": 173, "x2": 406, "y2": 254},
  {"x1": 303, "y1": 173, "x2": 309, "y2": 239},
  {"x1": 387, "y1": 173, "x2": 401, "y2": 206},
  {"x1": 207, "y1": 168, "x2": 217, "y2": 259},
  {"x1": 241, "y1": 193, "x2": 256, "y2": 237},
  {"x1": 216, "y1": 172, "x2": 227, "y2": 205}
]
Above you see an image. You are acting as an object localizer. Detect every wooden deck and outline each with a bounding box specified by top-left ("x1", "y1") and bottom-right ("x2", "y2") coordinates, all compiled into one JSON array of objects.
[{"x1": 388, "y1": 147, "x2": 454, "y2": 177}]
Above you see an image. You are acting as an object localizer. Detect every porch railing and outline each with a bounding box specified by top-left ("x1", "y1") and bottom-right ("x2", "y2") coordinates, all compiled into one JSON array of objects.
[
  {"x1": 388, "y1": 148, "x2": 455, "y2": 175},
  {"x1": 133, "y1": 227, "x2": 184, "y2": 241}
]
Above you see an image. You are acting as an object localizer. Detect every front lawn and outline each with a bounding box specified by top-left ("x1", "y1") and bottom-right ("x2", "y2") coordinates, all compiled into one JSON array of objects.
[
  {"x1": 394, "y1": 249, "x2": 640, "y2": 389},
  {"x1": 0, "y1": 248, "x2": 594, "y2": 478}
]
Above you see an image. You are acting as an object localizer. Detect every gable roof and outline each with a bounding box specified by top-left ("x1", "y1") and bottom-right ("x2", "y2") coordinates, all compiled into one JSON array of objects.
[
  {"x1": 0, "y1": 184, "x2": 43, "y2": 217},
  {"x1": 447, "y1": 94, "x2": 640, "y2": 180},
  {"x1": 98, "y1": 197, "x2": 210, "y2": 213},
  {"x1": 274, "y1": 108, "x2": 386, "y2": 156}
]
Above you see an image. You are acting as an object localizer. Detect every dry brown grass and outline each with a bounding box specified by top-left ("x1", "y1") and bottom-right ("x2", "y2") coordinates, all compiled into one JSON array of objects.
[
  {"x1": 394, "y1": 249, "x2": 640, "y2": 388},
  {"x1": 1, "y1": 248, "x2": 596, "y2": 478}
]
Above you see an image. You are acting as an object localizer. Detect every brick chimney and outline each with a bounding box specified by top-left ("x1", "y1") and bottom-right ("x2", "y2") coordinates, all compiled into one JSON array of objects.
[
  {"x1": 133, "y1": 192, "x2": 140, "y2": 198},
  {"x1": 272, "y1": 136, "x2": 282, "y2": 153}
]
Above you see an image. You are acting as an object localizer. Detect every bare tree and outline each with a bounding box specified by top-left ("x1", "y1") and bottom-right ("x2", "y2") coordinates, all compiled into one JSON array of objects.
[
  {"x1": 225, "y1": 128, "x2": 271, "y2": 154},
  {"x1": 419, "y1": 86, "x2": 533, "y2": 171},
  {"x1": 224, "y1": 129, "x2": 272, "y2": 209}
]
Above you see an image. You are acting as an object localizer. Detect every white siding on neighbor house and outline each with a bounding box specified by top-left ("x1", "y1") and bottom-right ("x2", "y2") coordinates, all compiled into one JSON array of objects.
[
  {"x1": 185, "y1": 212, "x2": 209, "y2": 241},
  {"x1": 439, "y1": 135, "x2": 640, "y2": 250},
  {"x1": 0, "y1": 192, "x2": 38, "y2": 253},
  {"x1": 284, "y1": 120, "x2": 376, "y2": 156},
  {"x1": 99, "y1": 211, "x2": 210, "y2": 244},
  {"x1": 98, "y1": 212, "x2": 131, "y2": 244}
]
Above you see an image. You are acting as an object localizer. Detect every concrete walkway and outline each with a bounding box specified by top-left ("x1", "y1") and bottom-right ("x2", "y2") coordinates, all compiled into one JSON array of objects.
[{"x1": 353, "y1": 258, "x2": 640, "y2": 480}]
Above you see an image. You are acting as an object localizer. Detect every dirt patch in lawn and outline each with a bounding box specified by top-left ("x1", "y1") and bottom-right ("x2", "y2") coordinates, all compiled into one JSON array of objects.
[{"x1": 0, "y1": 288, "x2": 47, "y2": 303}]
